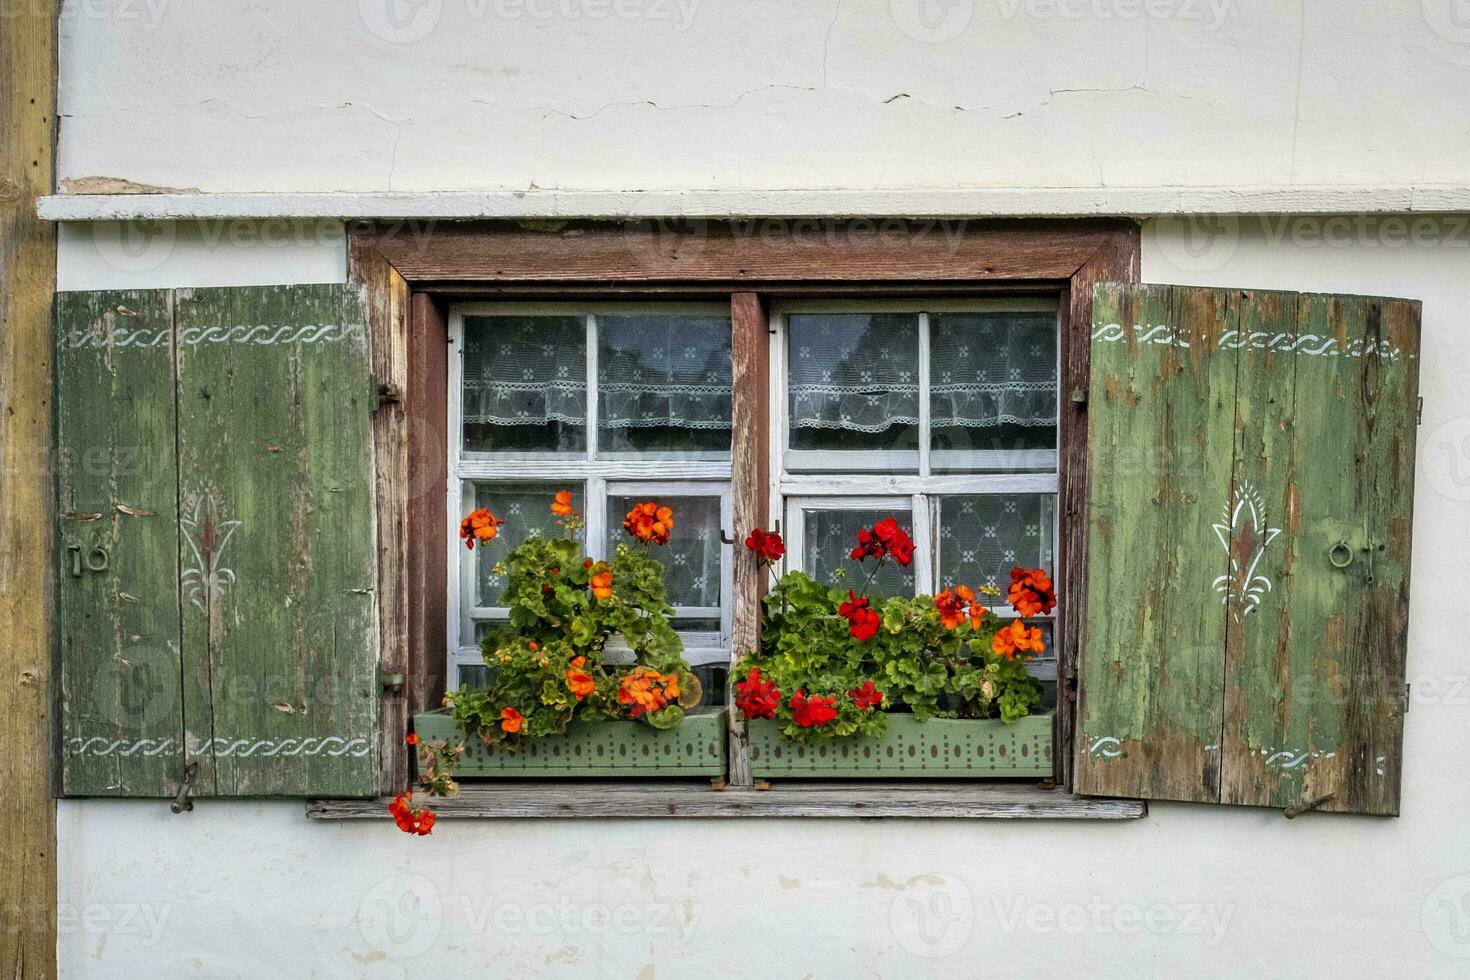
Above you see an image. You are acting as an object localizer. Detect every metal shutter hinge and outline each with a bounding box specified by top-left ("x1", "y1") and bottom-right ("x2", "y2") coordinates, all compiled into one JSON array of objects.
[
  {"x1": 1283, "y1": 792, "x2": 1335, "y2": 818},
  {"x1": 374, "y1": 377, "x2": 403, "y2": 409},
  {"x1": 171, "y1": 762, "x2": 198, "y2": 814},
  {"x1": 1417, "y1": 396, "x2": 1424, "y2": 425},
  {"x1": 381, "y1": 670, "x2": 405, "y2": 694},
  {"x1": 1070, "y1": 387, "x2": 1087, "y2": 405}
]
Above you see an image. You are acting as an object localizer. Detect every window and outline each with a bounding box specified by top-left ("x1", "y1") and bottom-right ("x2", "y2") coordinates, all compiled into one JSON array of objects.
[
  {"x1": 774, "y1": 299, "x2": 1061, "y2": 691},
  {"x1": 447, "y1": 303, "x2": 735, "y2": 689}
]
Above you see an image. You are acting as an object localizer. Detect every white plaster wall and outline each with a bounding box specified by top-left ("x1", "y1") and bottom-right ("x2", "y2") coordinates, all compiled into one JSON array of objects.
[
  {"x1": 56, "y1": 0, "x2": 1470, "y2": 194},
  {"x1": 52, "y1": 217, "x2": 1470, "y2": 977}
]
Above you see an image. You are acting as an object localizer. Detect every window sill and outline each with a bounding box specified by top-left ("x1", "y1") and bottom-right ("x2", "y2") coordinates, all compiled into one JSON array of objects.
[{"x1": 306, "y1": 781, "x2": 1146, "y2": 820}]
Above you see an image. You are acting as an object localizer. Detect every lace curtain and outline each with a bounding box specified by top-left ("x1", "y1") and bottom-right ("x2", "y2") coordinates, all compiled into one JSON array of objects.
[
  {"x1": 473, "y1": 483, "x2": 580, "y2": 607},
  {"x1": 930, "y1": 313, "x2": 1057, "y2": 435},
  {"x1": 936, "y1": 494, "x2": 1054, "y2": 599},
  {"x1": 606, "y1": 495, "x2": 722, "y2": 610},
  {"x1": 461, "y1": 314, "x2": 733, "y2": 453},
  {"x1": 802, "y1": 509, "x2": 916, "y2": 599},
  {"x1": 786, "y1": 312, "x2": 1057, "y2": 444},
  {"x1": 462, "y1": 316, "x2": 587, "y2": 437},
  {"x1": 598, "y1": 316, "x2": 732, "y2": 451}
]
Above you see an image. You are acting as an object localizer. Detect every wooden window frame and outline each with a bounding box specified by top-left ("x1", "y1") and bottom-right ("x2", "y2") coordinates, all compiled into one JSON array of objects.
[{"x1": 348, "y1": 218, "x2": 1141, "y2": 806}]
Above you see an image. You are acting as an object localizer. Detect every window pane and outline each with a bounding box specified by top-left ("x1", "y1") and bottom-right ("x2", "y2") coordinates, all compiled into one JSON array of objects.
[
  {"x1": 606, "y1": 494, "x2": 723, "y2": 610},
  {"x1": 802, "y1": 508, "x2": 916, "y2": 599},
  {"x1": 930, "y1": 312, "x2": 1057, "y2": 467},
  {"x1": 598, "y1": 314, "x2": 733, "y2": 454},
  {"x1": 787, "y1": 313, "x2": 920, "y2": 454},
  {"x1": 462, "y1": 315, "x2": 586, "y2": 453},
  {"x1": 936, "y1": 494, "x2": 1055, "y2": 601},
  {"x1": 471, "y1": 482, "x2": 582, "y2": 607}
]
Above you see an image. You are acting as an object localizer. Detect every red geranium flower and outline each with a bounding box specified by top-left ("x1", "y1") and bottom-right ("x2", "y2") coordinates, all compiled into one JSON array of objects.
[
  {"x1": 744, "y1": 528, "x2": 785, "y2": 565},
  {"x1": 838, "y1": 590, "x2": 881, "y2": 642},
  {"x1": 734, "y1": 667, "x2": 781, "y2": 719},
  {"x1": 1007, "y1": 568, "x2": 1057, "y2": 617},
  {"x1": 848, "y1": 680, "x2": 884, "y2": 711},
  {"x1": 388, "y1": 792, "x2": 436, "y2": 836},
  {"x1": 790, "y1": 690, "x2": 838, "y2": 728},
  {"x1": 849, "y1": 517, "x2": 914, "y2": 568}
]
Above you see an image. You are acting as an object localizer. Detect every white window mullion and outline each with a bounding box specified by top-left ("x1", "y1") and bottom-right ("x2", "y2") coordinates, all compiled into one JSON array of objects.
[
  {"x1": 447, "y1": 311, "x2": 467, "y2": 665},
  {"x1": 911, "y1": 492, "x2": 933, "y2": 596},
  {"x1": 585, "y1": 476, "x2": 607, "y2": 561}
]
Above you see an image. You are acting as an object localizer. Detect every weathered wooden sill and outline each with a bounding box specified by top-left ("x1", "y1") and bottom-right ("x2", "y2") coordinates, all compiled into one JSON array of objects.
[{"x1": 306, "y1": 781, "x2": 1145, "y2": 820}]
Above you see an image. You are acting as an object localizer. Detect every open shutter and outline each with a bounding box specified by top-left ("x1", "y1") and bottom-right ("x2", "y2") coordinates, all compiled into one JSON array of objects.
[
  {"x1": 1076, "y1": 283, "x2": 1420, "y2": 816},
  {"x1": 57, "y1": 290, "x2": 186, "y2": 796},
  {"x1": 56, "y1": 283, "x2": 381, "y2": 798}
]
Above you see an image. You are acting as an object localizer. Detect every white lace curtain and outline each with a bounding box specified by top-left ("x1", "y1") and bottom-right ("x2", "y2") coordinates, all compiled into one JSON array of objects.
[
  {"x1": 597, "y1": 315, "x2": 732, "y2": 436},
  {"x1": 787, "y1": 312, "x2": 1057, "y2": 436},
  {"x1": 461, "y1": 314, "x2": 732, "y2": 438}
]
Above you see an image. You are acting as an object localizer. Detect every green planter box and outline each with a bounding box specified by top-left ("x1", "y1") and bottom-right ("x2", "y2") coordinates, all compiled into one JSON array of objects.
[
  {"x1": 412, "y1": 708, "x2": 727, "y2": 778},
  {"x1": 747, "y1": 712, "x2": 1054, "y2": 779}
]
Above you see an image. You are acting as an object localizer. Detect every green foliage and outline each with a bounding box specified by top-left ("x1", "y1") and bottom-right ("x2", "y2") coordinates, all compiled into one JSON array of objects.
[
  {"x1": 737, "y1": 571, "x2": 1045, "y2": 740},
  {"x1": 447, "y1": 535, "x2": 696, "y2": 747}
]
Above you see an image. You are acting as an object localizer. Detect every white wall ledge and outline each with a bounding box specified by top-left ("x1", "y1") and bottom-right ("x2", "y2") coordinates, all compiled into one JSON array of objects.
[{"x1": 36, "y1": 186, "x2": 1470, "y2": 222}]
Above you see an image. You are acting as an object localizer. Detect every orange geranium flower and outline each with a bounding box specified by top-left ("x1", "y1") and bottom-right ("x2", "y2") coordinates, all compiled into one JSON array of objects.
[
  {"x1": 458, "y1": 507, "x2": 504, "y2": 550},
  {"x1": 405, "y1": 732, "x2": 419, "y2": 746},
  {"x1": 550, "y1": 489, "x2": 575, "y2": 516},
  {"x1": 623, "y1": 500, "x2": 674, "y2": 545},
  {"x1": 499, "y1": 706, "x2": 524, "y2": 734},
  {"x1": 617, "y1": 667, "x2": 680, "y2": 719},
  {"x1": 589, "y1": 567, "x2": 614, "y2": 600},
  {"x1": 991, "y1": 619, "x2": 1046, "y2": 660},
  {"x1": 566, "y1": 656, "x2": 595, "y2": 700},
  {"x1": 934, "y1": 588, "x2": 969, "y2": 630},
  {"x1": 388, "y1": 792, "x2": 436, "y2": 836},
  {"x1": 1007, "y1": 568, "x2": 1057, "y2": 617}
]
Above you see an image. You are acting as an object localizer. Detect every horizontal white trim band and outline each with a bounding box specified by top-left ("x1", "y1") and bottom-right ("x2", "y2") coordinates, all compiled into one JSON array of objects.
[{"x1": 36, "y1": 185, "x2": 1470, "y2": 221}]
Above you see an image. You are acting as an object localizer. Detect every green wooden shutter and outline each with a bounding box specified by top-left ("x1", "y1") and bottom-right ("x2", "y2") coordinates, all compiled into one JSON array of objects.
[
  {"x1": 57, "y1": 291, "x2": 186, "y2": 796},
  {"x1": 56, "y1": 283, "x2": 381, "y2": 798},
  {"x1": 1076, "y1": 284, "x2": 1420, "y2": 816}
]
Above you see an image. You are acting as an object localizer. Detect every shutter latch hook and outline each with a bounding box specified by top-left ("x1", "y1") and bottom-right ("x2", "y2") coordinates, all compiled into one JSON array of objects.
[
  {"x1": 171, "y1": 762, "x2": 198, "y2": 814},
  {"x1": 1283, "y1": 792, "x2": 1335, "y2": 819}
]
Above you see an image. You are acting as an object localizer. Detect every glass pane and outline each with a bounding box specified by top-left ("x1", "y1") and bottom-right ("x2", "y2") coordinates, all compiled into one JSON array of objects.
[
  {"x1": 606, "y1": 494, "x2": 723, "y2": 611},
  {"x1": 936, "y1": 494, "x2": 1055, "y2": 602},
  {"x1": 598, "y1": 314, "x2": 733, "y2": 454},
  {"x1": 462, "y1": 315, "x2": 586, "y2": 453},
  {"x1": 930, "y1": 312, "x2": 1057, "y2": 468},
  {"x1": 787, "y1": 313, "x2": 920, "y2": 454},
  {"x1": 470, "y1": 482, "x2": 582, "y2": 607},
  {"x1": 802, "y1": 507, "x2": 916, "y2": 599}
]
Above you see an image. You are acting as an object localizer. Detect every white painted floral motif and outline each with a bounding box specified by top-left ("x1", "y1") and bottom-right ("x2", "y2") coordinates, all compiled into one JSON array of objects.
[
  {"x1": 1212, "y1": 480, "x2": 1282, "y2": 621},
  {"x1": 180, "y1": 487, "x2": 242, "y2": 612}
]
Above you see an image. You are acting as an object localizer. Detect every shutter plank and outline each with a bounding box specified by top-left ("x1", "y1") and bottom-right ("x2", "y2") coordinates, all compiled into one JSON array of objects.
[
  {"x1": 1222, "y1": 293, "x2": 1418, "y2": 815},
  {"x1": 175, "y1": 284, "x2": 379, "y2": 797},
  {"x1": 1075, "y1": 284, "x2": 1238, "y2": 802},
  {"x1": 56, "y1": 290, "x2": 185, "y2": 796}
]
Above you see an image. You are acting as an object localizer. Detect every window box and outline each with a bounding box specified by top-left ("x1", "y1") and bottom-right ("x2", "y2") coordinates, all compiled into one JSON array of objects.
[
  {"x1": 413, "y1": 707, "x2": 727, "y2": 778},
  {"x1": 746, "y1": 711, "x2": 1053, "y2": 779}
]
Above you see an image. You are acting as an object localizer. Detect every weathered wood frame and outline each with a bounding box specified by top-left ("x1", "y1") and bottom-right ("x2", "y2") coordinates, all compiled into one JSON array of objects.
[{"x1": 347, "y1": 218, "x2": 1141, "y2": 801}]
